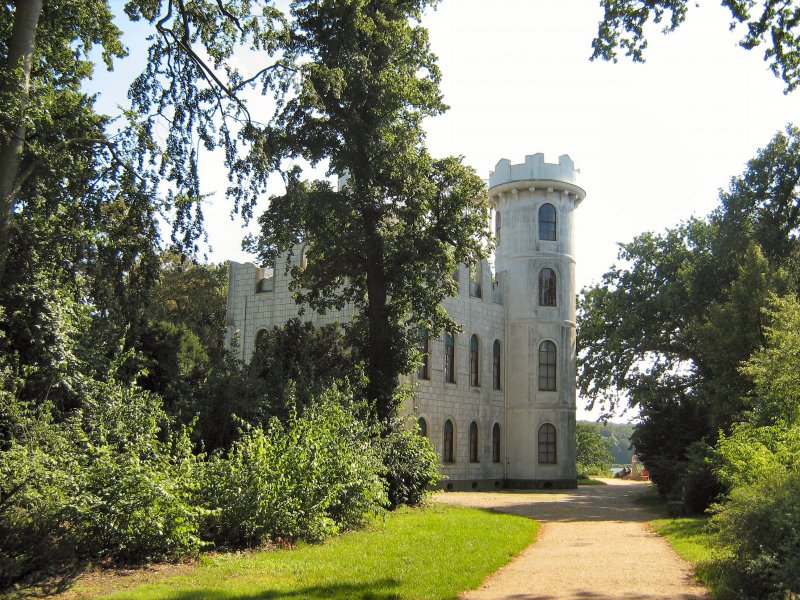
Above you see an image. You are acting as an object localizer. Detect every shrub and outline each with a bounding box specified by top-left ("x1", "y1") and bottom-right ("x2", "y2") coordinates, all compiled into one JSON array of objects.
[
  {"x1": 709, "y1": 471, "x2": 800, "y2": 599},
  {"x1": 0, "y1": 372, "x2": 205, "y2": 589},
  {"x1": 382, "y1": 426, "x2": 440, "y2": 508},
  {"x1": 707, "y1": 422, "x2": 800, "y2": 599},
  {"x1": 680, "y1": 441, "x2": 726, "y2": 515},
  {"x1": 199, "y1": 386, "x2": 387, "y2": 547}
]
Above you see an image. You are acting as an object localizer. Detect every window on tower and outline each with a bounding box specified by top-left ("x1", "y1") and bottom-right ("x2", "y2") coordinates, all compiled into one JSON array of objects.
[
  {"x1": 539, "y1": 204, "x2": 557, "y2": 241},
  {"x1": 539, "y1": 268, "x2": 557, "y2": 306},
  {"x1": 538, "y1": 340, "x2": 557, "y2": 391},
  {"x1": 538, "y1": 423, "x2": 557, "y2": 464}
]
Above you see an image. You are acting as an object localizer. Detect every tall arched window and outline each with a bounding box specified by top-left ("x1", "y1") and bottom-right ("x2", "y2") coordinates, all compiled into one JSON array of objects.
[
  {"x1": 444, "y1": 419, "x2": 454, "y2": 463},
  {"x1": 539, "y1": 203, "x2": 557, "y2": 241},
  {"x1": 444, "y1": 333, "x2": 456, "y2": 383},
  {"x1": 469, "y1": 421, "x2": 479, "y2": 463},
  {"x1": 495, "y1": 210, "x2": 501, "y2": 243},
  {"x1": 539, "y1": 268, "x2": 557, "y2": 306},
  {"x1": 492, "y1": 423, "x2": 501, "y2": 463},
  {"x1": 492, "y1": 340, "x2": 502, "y2": 390},
  {"x1": 417, "y1": 417, "x2": 428, "y2": 437},
  {"x1": 300, "y1": 243, "x2": 310, "y2": 269},
  {"x1": 470, "y1": 335, "x2": 480, "y2": 386},
  {"x1": 417, "y1": 329, "x2": 429, "y2": 380},
  {"x1": 538, "y1": 423, "x2": 557, "y2": 464},
  {"x1": 538, "y1": 340, "x2": 557, "y2": 391}
]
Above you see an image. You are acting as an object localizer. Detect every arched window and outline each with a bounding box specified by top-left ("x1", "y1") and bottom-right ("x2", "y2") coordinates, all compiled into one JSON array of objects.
[
  {"x1": 444, "y1": 419, "x2": 454, "y2": 463},
  {"x1": 538, "y1": 423, "x2": 557, "y2": 464},
  {"x1": 492, "y1": 340, "x2": 501, "y2": 390},
  {"x1": 492, "y1": 423, "x2": 501, "y2": 463},
  {"x1": 538, "y1": 340, "x2": 557, "y2": 391},
  {"x1": 300, "y1": 243, "x2": 310, "y2": 269},
  {"x1": 417, "y1": 417, "x2": 428, "y2": 437},
  {"x1": 539, "y1": 203, "x2": 557, "y2": 241},
  {"x1": 444, "y1": 333, "x2": 456, "y2": 383},
  {"x1": 417, "y1": 329, "x2": 430, "y2": 380},
  {"x1": 470, "y1": 335, "x2": 480, "y2": 386},
  {"x1": 469, "y1": 421, "x2": 479, "y2": 463},
  {"x1": 495, "y1": 210, "x2": 501, "y2": 243},
  {"x1": 539, "y1": 268, "x2": 557, "y2": 306}
]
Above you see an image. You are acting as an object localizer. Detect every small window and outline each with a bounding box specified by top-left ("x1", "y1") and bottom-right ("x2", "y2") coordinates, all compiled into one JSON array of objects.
[
  {"x1": 417, "y1": 417, "x2": 428, "y2": 437},
  {"x1": 538, "y1": 340, "x2": 557, "y2": 391},
  {"x1": 495, "y1": 210, "x2": 501, "y2": 243},
  {"x1": 539, "y1": 204, "x2": 556, "y2": 241},
  {"x1": 417, "y1": 330, "x2": 430, "y2": 380},
  {"x1": 492, "y1": 340, "x2": 501, "y2": 390},
  {"x1": 539, "y1": 268, "x2": 557, "y2": 306},
  {"x1": 538, "y1": 423, "x2": 557, "y2": 464},
  {"x1": 444, "y1": 333, "x2": 456, "y2": 383},
  {"x1": 492, "y1": 423, "x2": 501, "y2": 463},
  {"x1": 444, "y1": 419, "x2": 454, "y2": 463},
  {"x1": 470, "y1": 334, "x2": 480, "y2": 387},
  {"x1": 469, "y1": 421, "x2": 479, "y2": 463}
]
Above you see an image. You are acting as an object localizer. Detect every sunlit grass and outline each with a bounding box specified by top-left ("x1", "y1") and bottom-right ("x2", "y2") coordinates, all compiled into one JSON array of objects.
[{"x1": 68, "y1": 504, "x2": 538, "y2": 600}]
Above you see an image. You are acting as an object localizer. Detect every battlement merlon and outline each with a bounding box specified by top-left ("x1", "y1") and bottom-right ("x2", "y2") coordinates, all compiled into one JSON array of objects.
[{"x1": 488, "y1": 153, "x2": 585, "y2": 203}]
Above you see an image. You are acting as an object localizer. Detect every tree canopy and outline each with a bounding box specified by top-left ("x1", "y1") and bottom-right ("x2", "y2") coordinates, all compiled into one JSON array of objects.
[
  {"x1": 578, "y1": 125, "x2": 800, "y2": 495},
  {"x1": 593, "y1": 0, "x2": 800, "y2": 92}
]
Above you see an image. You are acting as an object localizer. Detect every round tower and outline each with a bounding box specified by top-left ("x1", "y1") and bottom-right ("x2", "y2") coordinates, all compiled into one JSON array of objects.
[{"x1": 490, "y1": 153, "x2": 585, "y2": 487}]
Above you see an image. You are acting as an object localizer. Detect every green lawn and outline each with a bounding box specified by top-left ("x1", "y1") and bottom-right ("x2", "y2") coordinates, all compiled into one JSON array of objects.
[
  {"x1": 577, "y1": 478, "x2": 607, "y2": 485},
  {"x1": 72, "y1": 504, "x2": 538, "y2": 600},
  {"x1": 650, "y1": 517, "x2": 714, "y2": 564}
]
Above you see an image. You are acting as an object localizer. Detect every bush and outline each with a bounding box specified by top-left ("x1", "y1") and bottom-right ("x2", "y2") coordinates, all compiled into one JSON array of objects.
[
  {"x1": 382, "y1": 425, "x2": 440, "y2": 508},
  {"x1": 709, "y1": 472, "x2": 800, "y2": 599},
  {"x1": 680, "y1": 441, "x2": 726, "y2": 515},
  {"x1": 199, "y1": 386, "x2": 387, "y2": 547},
  {"x1": 706, "y1": 422, "x2": 800, "y2": 599},
  {"x1": 0, "y1": 374, "x2": 204, "y2": 589}
]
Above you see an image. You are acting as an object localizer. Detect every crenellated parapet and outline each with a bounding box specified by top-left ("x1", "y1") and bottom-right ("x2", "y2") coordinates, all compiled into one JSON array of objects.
[{"x1": 489, "y1": 153, "x2": 585, "y2": 202}]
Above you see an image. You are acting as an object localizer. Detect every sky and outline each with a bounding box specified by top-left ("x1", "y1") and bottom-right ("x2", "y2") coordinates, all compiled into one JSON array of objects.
[{"x1": 91, "y1": 0, "x2": 799, "y2": 422}]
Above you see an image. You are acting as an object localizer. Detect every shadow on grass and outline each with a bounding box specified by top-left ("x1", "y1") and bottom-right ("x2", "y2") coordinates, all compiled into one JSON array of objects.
[{"x1": 148, "y1": 578, "x2": 402, "y2": 600}]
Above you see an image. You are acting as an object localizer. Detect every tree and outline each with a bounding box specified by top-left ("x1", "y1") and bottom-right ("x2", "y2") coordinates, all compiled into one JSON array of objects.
[
  {"x1": 131, "y1": 0, "x2": 491, "y2": 425},
  {"x1": 578, "y1": 127, "x2": 800, "y2": 495},
  {"x1": 576, "y1": 421, "x2": 614, "y2": 476},
  {"x1": 592, "y1": 0, "x2": 800, "y2": 91}
]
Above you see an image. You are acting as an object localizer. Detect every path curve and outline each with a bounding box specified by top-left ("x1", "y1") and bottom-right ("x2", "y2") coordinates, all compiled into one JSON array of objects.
[{"x1": 436, "y1": 479, "x2": 709, "y2": 600}]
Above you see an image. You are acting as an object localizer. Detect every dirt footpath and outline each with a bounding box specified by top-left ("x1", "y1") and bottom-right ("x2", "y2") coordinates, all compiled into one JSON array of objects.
[{"x1": 436, "y1": 479, "x2": 709, "y2": 600}]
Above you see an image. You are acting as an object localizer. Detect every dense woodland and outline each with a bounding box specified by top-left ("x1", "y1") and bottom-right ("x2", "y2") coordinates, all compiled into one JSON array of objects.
[{"x1": 2, "y1": 0, "x2": 800, "y2": 598}]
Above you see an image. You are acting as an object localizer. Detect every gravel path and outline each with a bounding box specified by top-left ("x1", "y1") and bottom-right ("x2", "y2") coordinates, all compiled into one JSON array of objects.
[{"x1": 436, "y1": 479, "x2": 709, "y2": 600}]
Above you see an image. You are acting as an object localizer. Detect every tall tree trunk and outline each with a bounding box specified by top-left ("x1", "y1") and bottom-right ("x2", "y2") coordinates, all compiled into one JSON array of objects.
[
  {"x1": 362, "y1": 206, "x2": 398, "y2": 426},
  {"x1": 0, "y1": 0, "x2": 43, "y2": 286}
]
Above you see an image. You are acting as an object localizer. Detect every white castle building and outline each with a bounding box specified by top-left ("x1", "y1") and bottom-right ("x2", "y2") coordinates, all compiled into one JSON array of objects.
[{"x1": 225, "y1": 153, "x2": 585, "y2": 489}]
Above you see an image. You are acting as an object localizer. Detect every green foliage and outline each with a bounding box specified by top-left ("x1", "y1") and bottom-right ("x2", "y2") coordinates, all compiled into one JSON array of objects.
[
  {"x1": 381, "y1": 424, "x2": 440, "y2": 508},
  {"x1": 131, "y1": 0, "x2": 491, "y2": 422},
  {"x1": 740, "y1": 293, "x2": 800, "y2": 425},
  {"x1": 578, "y1": 127, "x2": 800, "y2": 498},
  {"x1": 575, "y1": 421, "x2": 614, "y2": 477},
  {"x1": 594, "y1": 421, "x2": 635, "y2": 464},
  {"x1": 199, "y1": 386, "x2": 387, "y2": 548},
  {"x1": 709, "y1": 469, "x2": 800, "y2": 599},
  {"x1": 0, "y1": 358, "x2": 204, "y2": 588},
  {"x1": 248, "y1": 318, "x2": 358, "y2": 421},
  {"x1": 592, "y1": 0, "x2": 800, "y2": 92}
]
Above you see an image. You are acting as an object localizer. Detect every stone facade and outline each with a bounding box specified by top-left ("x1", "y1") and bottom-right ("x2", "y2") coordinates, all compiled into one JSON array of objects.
[{"x1": 224, "y1": 153, "x2": 585, "y2": 489}]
